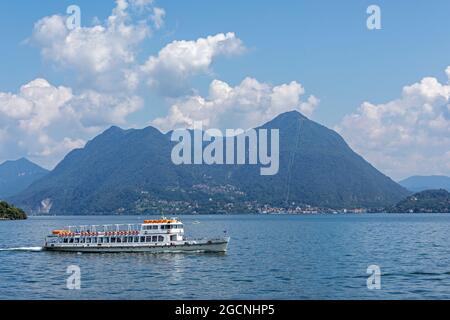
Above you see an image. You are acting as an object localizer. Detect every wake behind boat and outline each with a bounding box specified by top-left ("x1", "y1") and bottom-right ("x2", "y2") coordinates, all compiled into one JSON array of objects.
[{"x1": 44, "y1": 218, "x2": 230, "y2": 253}]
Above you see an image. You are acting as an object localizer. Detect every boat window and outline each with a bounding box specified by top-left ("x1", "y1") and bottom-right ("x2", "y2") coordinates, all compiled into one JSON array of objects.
[
  {"x1": 140, "y1": 236, "x2": 145, "y2": 243},
  {"x1": 74, "y1": 238, "x2": 79, "y2": 243},
  {"x1": 63, "y1": 238, "x2": 68, "y2": 243},
  {"x1": 80, "y1": 238, "x2": 85, "y2": 243},
  {"x1": 123, "y1": 237, "x2": 128, "y2": 243},
  {"x1": 69, "y1": 238, "x2": 74, "y2": 243},
  {"x1": 111, "y1": 237, "x2": 116, "y2": 243},
  {"x1": 128, "y1": 236, "x2": 133, "y2": 242},
  {"x1": 153, "y1": 225, "x2": 159, "y2": 230},
  {"x1": 158, "y1": 236, "x2": 164, "y2": 242},
  {"x1": 145, "y1": 236, "x2": 151, "y2": 242},
  {"x1": 105, "y1": 237, "x2": 110, "y2": 243},
  {"x1": 117, "y1": 237, "x2": 122, "y2": 243},
  {"x1": 134, "y1": 236, "x2": 139, "y2": 243},
  {"x1": 93, "y1": 237, "x2": 97, "y2": 243},
  {"x1": 151, "y1": 236, "x2": 157, "y2": 242}
]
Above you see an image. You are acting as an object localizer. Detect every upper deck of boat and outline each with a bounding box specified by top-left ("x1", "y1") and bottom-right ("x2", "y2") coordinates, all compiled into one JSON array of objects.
[{"x1": 49, "y1": 218, "x2": 184, "y2": 237}]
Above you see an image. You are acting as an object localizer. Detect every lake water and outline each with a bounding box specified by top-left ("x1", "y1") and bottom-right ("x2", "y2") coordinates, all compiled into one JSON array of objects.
[{"x1": 1, "y1": 214, "x2": 450, "y2": 300}]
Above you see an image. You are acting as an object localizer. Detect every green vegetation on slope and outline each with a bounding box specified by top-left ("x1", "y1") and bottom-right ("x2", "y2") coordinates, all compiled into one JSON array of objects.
[
  {"x1": 388, "y1": 189, "x2": 450, "y2": 213},
  {"x1": 11, "y1": 111, "x2": 409, "y2": 215}
]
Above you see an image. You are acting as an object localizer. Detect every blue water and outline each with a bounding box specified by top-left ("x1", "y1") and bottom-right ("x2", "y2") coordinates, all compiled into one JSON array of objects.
[{"x1": 1, "y1": 214, "x2": 450, "y2": 300}]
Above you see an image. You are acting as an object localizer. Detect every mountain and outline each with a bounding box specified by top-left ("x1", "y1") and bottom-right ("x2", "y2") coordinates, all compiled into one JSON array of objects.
[
  {"x1": 388, "y1": 189, "x2": 450, "y2": 213},
  {"x1": 10, "y1": 111, "x2": 409, "y2": 215},
  {"x1": 0, "y1": 158, "x2": 49, "y2": 199},
  {"x1": 399, "y1": 175, "x2": 450, "y2": 193}
]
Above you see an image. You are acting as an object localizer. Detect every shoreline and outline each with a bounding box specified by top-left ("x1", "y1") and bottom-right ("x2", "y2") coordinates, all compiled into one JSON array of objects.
[{"x1": 25, "y1": 212, "x2": 450, "y2": 218}]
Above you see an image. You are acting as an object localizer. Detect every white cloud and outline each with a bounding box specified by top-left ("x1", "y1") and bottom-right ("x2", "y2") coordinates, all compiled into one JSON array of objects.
[
  {"x1": 129, "y1": 0, "x2": 154, "y2": 9},
  {"x1": 31, "y1": 0, "x2": 154, "y2": 91},
  {"x1": 336, "y1": 69, "x2": 450, "y2": 180},
  {"x1": 18, "y1": 0, "x2": 322, "y2": 170},
  {"x1": 152, "y1": 77, "x2": 319, "y2": 131},
  {"x1": 69, "y1": 90, "x2": 143, "y2": 127},
  {"x1": 151, "y1": 7, "x2": 166, "y2": 29},
  {"x1": 0, "y1": 79, "x2": 143, "y2": 168},
  {"x1": 141, "y1": 32, "x2": 246, "y2": 96}
]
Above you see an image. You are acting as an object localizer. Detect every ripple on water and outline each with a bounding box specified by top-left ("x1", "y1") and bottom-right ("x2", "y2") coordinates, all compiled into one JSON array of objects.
[{"x1": 1, "y1": 214, "x2": 450, "y2": 299}]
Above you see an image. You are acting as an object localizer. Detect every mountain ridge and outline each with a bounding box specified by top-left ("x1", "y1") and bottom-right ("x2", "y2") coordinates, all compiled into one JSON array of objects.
[
  {"x1": 10, "y1": 111, "x2": 410, "y2": 214},
  {"x1": 399, "y1": 175, "x2": 450, "y2": 192},
  {"x1": 0, "y1": 158, "x2": 49, "y2": 199}
]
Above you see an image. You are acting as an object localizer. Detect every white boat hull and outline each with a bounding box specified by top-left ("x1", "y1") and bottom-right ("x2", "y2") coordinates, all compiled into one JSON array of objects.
[{"x1": 44, "y1": 238, "x2": 230, "y2": 253}]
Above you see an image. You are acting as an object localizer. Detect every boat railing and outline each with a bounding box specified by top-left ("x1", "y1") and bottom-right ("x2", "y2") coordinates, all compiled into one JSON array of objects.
[{"x1": 66, "y1": 224, "x2": 141, "y2": 233}]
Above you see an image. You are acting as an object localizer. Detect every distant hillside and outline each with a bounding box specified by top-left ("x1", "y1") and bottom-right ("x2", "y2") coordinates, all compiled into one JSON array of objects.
[
  {"x1": 0, "y1": 158, "x2": 49, "y2": 199},
  {"x1": 11, "y1": 111, "x2": 409, "y2": 215},
  {"x1": 388, "y1": 189, "x2": 450, "y2": 213},
  {"x1": 399, "y1": 175, "x2": 450, "y2": 192}
]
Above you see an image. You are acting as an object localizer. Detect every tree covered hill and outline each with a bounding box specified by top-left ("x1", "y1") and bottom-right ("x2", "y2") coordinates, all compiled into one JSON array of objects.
[
  {"x1": 10, "y1": 111, "x2": 409, "y2": 215},
  {"x1": 388, "y1": 189, "x2": 450, "y2": 213},
  {"x1": 0, "y1": 201, "x2": 27, "y2": 220}
]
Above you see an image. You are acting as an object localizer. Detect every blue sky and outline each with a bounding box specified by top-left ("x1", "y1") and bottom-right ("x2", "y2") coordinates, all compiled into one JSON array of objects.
[{"x1": 0, "y1": 0, "x2": 449, "y2": 179}]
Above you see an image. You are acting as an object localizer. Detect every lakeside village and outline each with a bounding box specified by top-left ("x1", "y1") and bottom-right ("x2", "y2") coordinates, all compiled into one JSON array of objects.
[
  {"x1": 128, "y1": 201, "x2": 368, "y2": 215},
  {"x1": 130, "y1": 195, "x2": 368, "y2": 215},
  {"x1": 258, "y1": 205, "x2": 367, "y2": 215}
]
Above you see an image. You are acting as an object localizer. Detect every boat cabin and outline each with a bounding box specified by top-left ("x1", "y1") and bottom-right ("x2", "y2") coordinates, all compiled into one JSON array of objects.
[{"x1": 46, "y1": 219, "x2": 185, "y2": 246}]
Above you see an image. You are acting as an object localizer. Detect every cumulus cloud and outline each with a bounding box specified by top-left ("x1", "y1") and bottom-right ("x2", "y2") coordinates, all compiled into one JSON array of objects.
[
  {"x1": 336, "y1": 70, "x2": 450, "y2": 180},
  {"x1": 31, "y1": 0, "x2": 156, "y2": 91},
  {"x1": 141, "y1": 32, "x2": 246, "y2": 96},
  {"x1": 16, "y1": 0, "x2": 320, "y2": 169},
  {"x1": 0, "y1": 79, "x2": 143, "y2": 167},
  {"x1": 152, "y1": 77, "x2": 319, "y2": 131}
]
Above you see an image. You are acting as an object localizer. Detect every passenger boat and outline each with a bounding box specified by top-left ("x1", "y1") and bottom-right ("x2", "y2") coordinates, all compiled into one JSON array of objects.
[{"x1": 44, "y1": 218, "x2": 230, "y2": 253}]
